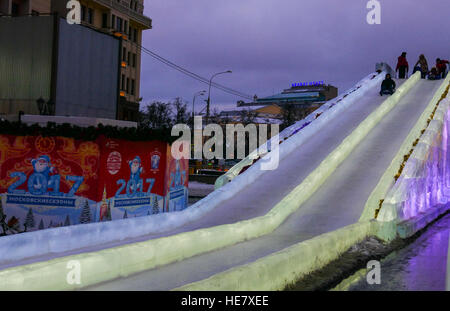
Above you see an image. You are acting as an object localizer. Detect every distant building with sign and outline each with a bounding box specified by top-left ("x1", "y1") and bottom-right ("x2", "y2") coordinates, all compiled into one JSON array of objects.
[
  {"x1": 236, "y1": 83, "x2": 338, "y2": 122},
  {"x1": 238, "y1": 83, "x2": 338, "y2": 108},
  {"x1": 218, "y1": 105, "x2": 283, "y2": 125}
]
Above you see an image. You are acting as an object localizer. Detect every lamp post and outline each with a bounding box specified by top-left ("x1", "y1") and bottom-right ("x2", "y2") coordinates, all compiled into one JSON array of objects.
[
  {"x1": 192, "y1": 90, "x2": 206, "y2": 119},
  {"x1": 47, "y1": 100, "x2": 55, "y2": 116},
  {"x1": 206, "y1": 70, "x2": 232, "y2": 124},
  {"x1": 36, "y1": 97, "x2": 45, "y2": 115},
  {"x1": 36, "y1": 97, "x2": 55, "y2": 116}
]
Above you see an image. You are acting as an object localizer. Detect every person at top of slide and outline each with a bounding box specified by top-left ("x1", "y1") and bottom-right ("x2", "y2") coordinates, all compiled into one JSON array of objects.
[
  {"x1": 414, "y1": 54, "x2": 429, "y2": 79},
  {"x1": 436, "y1": 58, "x2": 449, "y2": 78},
  {"x1": 396, "y1": 52, "x2": 409, "y2": 79},
  {"x1": 428, "y1": 67, "x2": 441, "y2": 80}
]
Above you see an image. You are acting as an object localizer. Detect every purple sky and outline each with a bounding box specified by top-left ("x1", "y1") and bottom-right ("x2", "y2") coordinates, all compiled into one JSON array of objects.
[{"x1": 141, "y1": 0, "x2": 449, "y2": 112}]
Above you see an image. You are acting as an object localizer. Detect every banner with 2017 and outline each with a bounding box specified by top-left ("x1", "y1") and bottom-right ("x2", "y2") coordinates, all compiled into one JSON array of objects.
[{"x1": 0, "y1": 135, "x2": 188, "y2": 236}]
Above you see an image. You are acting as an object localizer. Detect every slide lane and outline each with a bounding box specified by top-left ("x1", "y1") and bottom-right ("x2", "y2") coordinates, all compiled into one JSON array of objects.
[{"x1": 85, "y1": 80, "x2": 446, "y2": 290}]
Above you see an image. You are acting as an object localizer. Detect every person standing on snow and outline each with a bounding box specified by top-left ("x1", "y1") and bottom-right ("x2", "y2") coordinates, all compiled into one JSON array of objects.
[
  {"x1": 396, "y1": 52, "x2": 409, "y2": 79},
  {"x1": 414, "y1": 54, "x2": 429, "y2": 79}
]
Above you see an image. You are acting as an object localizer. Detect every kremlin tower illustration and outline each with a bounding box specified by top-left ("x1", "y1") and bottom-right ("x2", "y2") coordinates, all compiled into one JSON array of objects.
[{"x1": 99, "y1": 187, "x2": 111, "y2": 221}]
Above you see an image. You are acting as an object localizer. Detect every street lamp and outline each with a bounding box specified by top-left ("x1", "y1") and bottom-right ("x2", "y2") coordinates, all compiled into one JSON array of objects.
[
  {"x1": 36, "y1": 97, "x2": 45, "y2": 115},
  {"x1": 192, "y1": 90, "x2": 206, "y2": 119},
  {"x1": 47, "y1": 100, "x2": 55, "y2": 116},
  {"x1": 206, "y1": 70, "x2": 232, "y2": 124},
  {"x1": 36, "y1": 97, "x2": 55, "y2": 116}
]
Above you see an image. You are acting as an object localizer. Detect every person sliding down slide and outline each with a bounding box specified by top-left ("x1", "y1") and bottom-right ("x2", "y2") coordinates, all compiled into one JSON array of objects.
[{"x1": 380, "y1": 74, "x2": 396, "y2": 96}]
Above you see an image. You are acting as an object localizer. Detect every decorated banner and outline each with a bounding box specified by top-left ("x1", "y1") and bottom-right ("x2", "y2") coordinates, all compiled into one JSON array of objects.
[
  {"x1": 164, "y1": 145, "x2": 189, "y2": 212},
  {"x1": 97, "y1": 137, "x2": 168, "y2": 220},
  {"x1": 0, "y1": 134, "x2": 188, "y2": 236}
]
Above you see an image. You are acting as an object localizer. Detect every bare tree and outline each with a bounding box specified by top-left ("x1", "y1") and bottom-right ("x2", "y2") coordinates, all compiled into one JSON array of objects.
[
  {"x1": 139, "y1": 101, "x2": 173, "y2": 128},
  {"x1": 239, "y1": 109, "x2": 257, "y2": 125},
  {"x1": 139, "y1": 98, "x2": 192, "y2": 129},
  {"x1": 172, "y1": 97, "x2": 190, "y2": 125},
  {"x1": 281, "y1": 105, "x2": 304, "y2": 130}
]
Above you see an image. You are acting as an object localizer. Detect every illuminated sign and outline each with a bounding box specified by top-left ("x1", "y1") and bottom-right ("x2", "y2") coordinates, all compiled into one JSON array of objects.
[{"x1": 292, "y1": 81, "x2": 324, "y2": 87}]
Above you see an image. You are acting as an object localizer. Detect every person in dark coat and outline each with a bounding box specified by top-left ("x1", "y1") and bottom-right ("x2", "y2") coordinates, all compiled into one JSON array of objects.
[
  {"x1": 380, "y1": 74, "x2": 396, "y2": 96},
  {"x1": 396, "y1": 52, "x2": 409, "y2": 79}
]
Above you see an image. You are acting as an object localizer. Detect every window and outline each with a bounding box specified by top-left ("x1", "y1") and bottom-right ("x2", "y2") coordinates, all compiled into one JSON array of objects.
[
  {"x1": 117, "y1": 17, "x2": 123, "y2": 32},
  {"x1": 111, "y1": 14, "x2": 116, "y2": 28},
  {"x1": 102, "y1": 13, "x2": 108, "y2": 28},
  {"x1": 88, "y1": 8, "x2": 94, "y2": 24},
  {"x1": 124, "y1": 21, "x2": 128, "y2": 35},
  {"x1": 121, "y1": 75, "x2": 125, "y2": 90},
  {"x1": 11, "y1": 3, "x2": 19, "y2": 16},
  {"x1": 126, "y1": 78, "x2": 130, "y2": 93},
  {"x1": 132, "y1": 54, "x2": 137, "y2": 67},
  {"x1": 131, "y1": 80, "x2": 135, "y2": 96},
  {"x1": 129, "y1": 27, "x2": 133, "y2": 41},
  {"x1": 123, "y1": 47, "x2": 127, "y2": 62},
  {"x1": 133, "y1": 29, "x2": 138, "y2": 43},
  {"x1": 127, "y1": 52, "x2": 131, "y2": 63},
  {"x1": 81, "y1": 5, "x2": 86, "y2": 21}
]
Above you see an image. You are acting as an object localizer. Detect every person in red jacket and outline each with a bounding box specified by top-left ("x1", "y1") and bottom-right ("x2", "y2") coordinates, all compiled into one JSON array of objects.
[
  {"x1": 396, "y1": 52, "x2": 409, "y2": 79},
  {"x1": 436, "y1": 58, "x2": 449, "y2": 78}
]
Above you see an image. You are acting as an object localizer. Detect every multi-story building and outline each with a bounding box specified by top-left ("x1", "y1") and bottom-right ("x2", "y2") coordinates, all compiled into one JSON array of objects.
[{"x1": 0, "y1": 0, "x2": 151, "y2": 121}]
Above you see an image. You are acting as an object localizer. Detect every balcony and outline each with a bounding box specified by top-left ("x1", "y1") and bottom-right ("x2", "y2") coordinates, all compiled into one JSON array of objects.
[{"x1": 94, "y1": 0, "x2": 152, "y2": 29}]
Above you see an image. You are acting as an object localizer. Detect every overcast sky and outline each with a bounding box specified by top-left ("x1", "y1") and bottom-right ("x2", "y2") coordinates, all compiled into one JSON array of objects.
[{"x1": 141, "y1": 0, "x2": 450, "y2": 112}]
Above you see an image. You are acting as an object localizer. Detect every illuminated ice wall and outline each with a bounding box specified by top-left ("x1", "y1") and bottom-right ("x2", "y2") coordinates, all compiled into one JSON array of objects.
[{"x1": 379, "y1": 96, "x2": 450, "y2": 222}]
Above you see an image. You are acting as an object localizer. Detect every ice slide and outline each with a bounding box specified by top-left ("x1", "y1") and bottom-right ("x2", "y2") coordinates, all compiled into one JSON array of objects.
[
  {"x1": 1, "y1": 72, "x2": 446, "y2": 291},
  {"x1": 0, "y1": 72, "x2": 384, "y2": 267},
  {"x1": 84, "y1": 77, "x2": 445, "y2": 290}
]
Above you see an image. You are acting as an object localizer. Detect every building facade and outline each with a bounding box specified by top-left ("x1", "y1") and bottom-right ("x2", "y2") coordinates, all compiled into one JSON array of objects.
[
  {"x1": 237, "y1": 83, "x2": 338, "y2": 122},
  {"x1": 0, "y1": 0, "x2": 151, "y2": 121}
]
